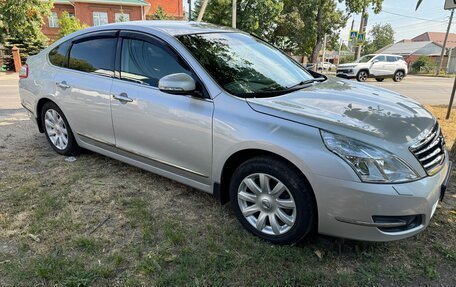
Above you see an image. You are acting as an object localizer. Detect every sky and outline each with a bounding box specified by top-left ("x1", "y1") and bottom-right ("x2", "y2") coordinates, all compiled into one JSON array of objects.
[
  {"x1": 339, "y1": 0, "x2": 456, "y2": 43},
  {"x1": 183, "y1": 0, "x2": 455, "y2": 43}
]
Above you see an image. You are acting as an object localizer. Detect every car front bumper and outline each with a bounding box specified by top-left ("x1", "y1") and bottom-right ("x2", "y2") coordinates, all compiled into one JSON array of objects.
[{"x1": 312, "y1": 155, "x2": 452, "y2": 241}]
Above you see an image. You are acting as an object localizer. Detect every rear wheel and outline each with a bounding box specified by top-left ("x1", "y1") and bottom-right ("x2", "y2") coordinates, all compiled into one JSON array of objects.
[
  {"x1": 375, "y1": 78, "x2": 384, "y2": 82},
  {"x1": 356, "y1": 70, "x2": 368, "y2": 82},
  {"x1": 41, "y1": 102, "x2": 80, "y2": 156},
  {"x1": 229, "y1": 156, "x2": 316, "y2": 245},
  {"x1": 393, "y1": 70, "x2": 405, "y2": 82}
]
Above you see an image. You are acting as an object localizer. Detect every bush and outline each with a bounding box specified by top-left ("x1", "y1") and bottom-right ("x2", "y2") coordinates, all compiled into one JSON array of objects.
[
  {"x1": 411, "y1": 56, "x2": 436, "y2": 73},
  {"x1": 339, "y1": 55, "x2": 354, "y2": 64},
  {"x1": 58, "y1": 11, "x2": 88, "y2": 38}
]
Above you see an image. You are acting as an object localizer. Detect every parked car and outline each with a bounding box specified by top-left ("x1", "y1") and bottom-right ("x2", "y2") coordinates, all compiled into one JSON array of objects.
[
  {"x1": 317, "y1": 61, "x2": 337, "y2": 71},
  {"x1": 19, "y1": 22, "x2": 452, "y2": 245},
  {"x1": 337, "y1": 54, "x2": 408, "y2": 82}
]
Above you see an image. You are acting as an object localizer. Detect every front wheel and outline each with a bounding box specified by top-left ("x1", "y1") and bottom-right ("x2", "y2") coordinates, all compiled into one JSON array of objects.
[
  {"x1": 356, "y1": 70, "x2": 368, "y2": 82},
  {"x1": 393, "y1": 70, "x2": 405, "y2": 82},
  {"x1": 41, "y1": 102, "x2": 80, "y2": 156},
  {"x1": 229, "y1": 157, "x2": 316, "y2": 245}
]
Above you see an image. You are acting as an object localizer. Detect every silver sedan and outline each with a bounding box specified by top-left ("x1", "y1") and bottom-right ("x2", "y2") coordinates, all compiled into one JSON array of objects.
[{"x1": 19, "y1": 21, "x2": 452, "y2": 244}]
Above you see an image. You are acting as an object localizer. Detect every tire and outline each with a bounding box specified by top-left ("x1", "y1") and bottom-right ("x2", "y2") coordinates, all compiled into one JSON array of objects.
[
  {"x1": 41, "y1": 101, "x2": 80, "y2": 156},
  {"x1": 393, "y1": 70, "x2": 405, "y2": 82},
  {"x1": 229, "y1": 156, "x2": 316, "y2": 245},
  {"x1": 356, "y1": 70, "x2": 368, "y2": 82},
  {"x1": 375, "y1": 78, "x2": 384, "y2": 82}
]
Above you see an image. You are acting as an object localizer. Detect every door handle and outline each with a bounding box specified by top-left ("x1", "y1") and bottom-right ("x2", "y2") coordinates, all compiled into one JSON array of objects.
[
  {"x1": 113, "y1": 93, "x2": 133, "y2": 103},
  {"x1": 56, "y1": 81, "x2": 70, "y2": 89}
]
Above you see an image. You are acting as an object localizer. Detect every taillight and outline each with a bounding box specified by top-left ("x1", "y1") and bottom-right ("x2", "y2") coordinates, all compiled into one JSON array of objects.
[{"x1": 19, "y1": 64, "x2": 28, "y2": 79}]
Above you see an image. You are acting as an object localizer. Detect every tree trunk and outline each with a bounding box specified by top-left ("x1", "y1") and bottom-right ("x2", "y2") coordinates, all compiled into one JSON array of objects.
[
  {"x1": 310, "y1": 0, "x2": 323, "y2": 65},
  {"x1": 450, "y1": 140, "x2": 456, "y2": 161},
  {"x1": 311, "y1": 39, "x2": 323, "y2": 65}
]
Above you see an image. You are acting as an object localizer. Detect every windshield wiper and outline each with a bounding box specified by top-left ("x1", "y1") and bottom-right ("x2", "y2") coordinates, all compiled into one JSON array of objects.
[
  {"x1": 286, "y1": 77, "x2": 326, "y2": 90},
  {"x1": 236, "y1": 76, "x2": 327, "y2": 98}
]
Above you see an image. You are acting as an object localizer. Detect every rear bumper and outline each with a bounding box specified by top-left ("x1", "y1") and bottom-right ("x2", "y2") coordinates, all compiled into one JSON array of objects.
[{"x1": 312, "y1": 154, "x2": 452, "y2": 241}]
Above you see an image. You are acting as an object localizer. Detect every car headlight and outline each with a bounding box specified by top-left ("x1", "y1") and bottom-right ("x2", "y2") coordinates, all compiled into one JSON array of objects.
[
  {"x1": 341, "y1": 65, "x2": 356, "y2": 69},
  {"x1": 321, "y1": 131, "x2": 419, "y2": 183}
]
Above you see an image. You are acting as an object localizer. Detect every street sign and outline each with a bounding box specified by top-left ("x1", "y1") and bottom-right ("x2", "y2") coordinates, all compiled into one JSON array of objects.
[
  {"x1": 356, "y1": 33, "x2": 365, "y2": 45},
  {"x1": 349, "y1": 30, "x2": 358, "y2": 41},
  {"x1": 445, "y1": 0, "x2": 456, "y2": 10}
]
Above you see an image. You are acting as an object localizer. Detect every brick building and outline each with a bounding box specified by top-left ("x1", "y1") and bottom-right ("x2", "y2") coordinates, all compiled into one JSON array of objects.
[
  {"x1": 144, "y1": 0, "x2": 184, "y2": 19},
  {"x1": 43, "y1": 0, "x2": 151, "y2": 40}
]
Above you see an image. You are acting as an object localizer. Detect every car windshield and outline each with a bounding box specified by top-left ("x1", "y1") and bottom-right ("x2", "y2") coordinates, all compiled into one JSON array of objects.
[
  {"x1": 356, "y1": 55, "x2": 375, "y2": 63},
  {"x1": 177, "y1": 32, "x2": 316, "y2": 97}
]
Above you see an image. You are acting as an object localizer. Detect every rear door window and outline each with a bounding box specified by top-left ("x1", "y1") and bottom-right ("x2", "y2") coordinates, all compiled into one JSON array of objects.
[
  {"x1": 69, "y1": 37, "x2": 116, "y2": 77},
  {"x1": 49, "y1": 41, "x2": 71, "y2": 68},
  {"x1": 386, "y1": 56, "x2": 397, "y2": 62}
]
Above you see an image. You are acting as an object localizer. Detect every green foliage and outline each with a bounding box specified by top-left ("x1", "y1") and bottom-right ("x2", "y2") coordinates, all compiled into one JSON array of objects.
[
  {"x1": 344, "y1": 0, "x2": 383, "y2": 13},
  {"x1": 58, "y1": 11, "x2": 87, "y2": 38},
  {"x1": 0, "y1": 0, "x2": 52, "y2": 60},
  {"x1": 412, "y1": 56, "x2": 436, "y2": 73},
  {"x1": 274, "y1": 0, "x2": 347, "y2": 60},
  {"x1": 148, "y1": 6, "x2": 175, "y2": 20},
  {"x1": 363, "y1": 23, "x2": 394, "y2": 55},
  {"x1": 339, "y1": 54, "x2": 355, "y2": 64},
  {"x1": 193, "y1": 0, "x2": 283, "y2": 40}
]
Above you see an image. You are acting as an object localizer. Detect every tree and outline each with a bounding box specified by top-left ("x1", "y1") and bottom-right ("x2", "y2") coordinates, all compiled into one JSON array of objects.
[
  {"x1": 58, "y1": 11, "x2": 88, "y2": 38},
  {"x1": 274, "y1": 0, "x2": 346, "y2": 62},
  {"x1": 193, "y1": 0, "x2": 283, "y2": 40},
  {"x1": 148, "y1": 6, "x2": 174, "y2": 20},
  {"x1": 0, "y1": 0, "x2": 52, "y2": 60},
  {"x1": 363, "y1": 23, "x2": 394, "y2": 54}
]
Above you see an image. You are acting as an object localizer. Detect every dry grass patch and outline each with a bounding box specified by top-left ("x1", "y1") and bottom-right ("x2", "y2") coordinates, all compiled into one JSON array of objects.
[{"x1": 0, "y1": 111, "x2": 455, "y2": 286}]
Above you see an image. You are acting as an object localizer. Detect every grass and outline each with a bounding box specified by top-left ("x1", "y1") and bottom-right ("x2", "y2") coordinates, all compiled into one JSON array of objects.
[{"x1": 0, "y1": 107, "x2": 455, "y2": 286}]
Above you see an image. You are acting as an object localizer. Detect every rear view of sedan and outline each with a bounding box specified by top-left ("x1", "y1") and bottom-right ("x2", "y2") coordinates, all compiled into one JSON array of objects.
[{"x1": 19, "y1": 21, "x2": 452, "y2": 244}]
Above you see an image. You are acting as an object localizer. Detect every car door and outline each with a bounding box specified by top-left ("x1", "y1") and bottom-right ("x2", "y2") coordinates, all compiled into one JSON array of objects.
[
  {"x1": 369, "y1": 55, "x2": 386, "y2": 76},
  {"x1": 110, "y1": 31, "x2": 213, "y2": 183},
  {"x1": 54, "y1": 31, "x2": 117, "y2": 145},
  {"x1": 385, "y1": 56, "x2": 399, "y2": 75}
]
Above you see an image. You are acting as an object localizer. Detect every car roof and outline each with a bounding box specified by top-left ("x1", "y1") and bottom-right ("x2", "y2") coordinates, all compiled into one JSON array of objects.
[
  {"x1": 100, "y1": 20, "x2": 237, "y2": 36},
  {"x1": 367, "y1": 54, "x2": 403, "y2": 57}
]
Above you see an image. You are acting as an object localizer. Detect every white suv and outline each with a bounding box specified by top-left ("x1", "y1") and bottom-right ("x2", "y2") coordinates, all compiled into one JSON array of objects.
[{"x1": 337, "y1": 54, "x2": 408, "y2": 82}]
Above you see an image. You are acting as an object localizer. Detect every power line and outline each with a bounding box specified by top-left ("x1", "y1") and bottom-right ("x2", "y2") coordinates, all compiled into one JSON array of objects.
[{"x1": 382, "y1": 10, "x2": 447, "y2": 23}]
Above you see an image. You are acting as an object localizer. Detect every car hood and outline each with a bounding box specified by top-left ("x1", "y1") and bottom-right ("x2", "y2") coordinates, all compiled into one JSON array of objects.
[
  {"x1": 338, "y1": 62, "x2": 365, "y2": 68},
  {"x1": 246, "y1": 78, "x2": 435, "y2": 144}
]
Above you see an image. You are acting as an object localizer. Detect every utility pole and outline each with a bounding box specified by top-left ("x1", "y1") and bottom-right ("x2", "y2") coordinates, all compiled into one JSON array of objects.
[
  {"x1": 196, "y1": 0, "x2": 209, "y2": 22},
  {"x1": 349, "y1": 18, "x2": 355, "y2": 52},
  {"x1": 436, "y1": 8, "x2": 454, "y2": 76},
  {"x1": 322, "y1": 34, "x2": 327, "y2": 68},
  {"x1": 188, "y1": 0, "x2": 192, "y2": 20},
  {"x1": 354, "y1": 7, "x2": 368, "y2": 60},
  {"x1": 446, "y1": 47, "x2": 453, "y2": 74},
  {"x1": 232, "y1": 0, "x2": 237, "y2": 28}
]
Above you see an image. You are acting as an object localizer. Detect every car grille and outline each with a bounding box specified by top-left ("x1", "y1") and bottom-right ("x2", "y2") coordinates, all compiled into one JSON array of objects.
[
  {"x1": 410, "y1": 122, "x2": 446, "y2": 175},
  {"x1": 337, "y1": 69, "x2": 351, "y2": 73}
]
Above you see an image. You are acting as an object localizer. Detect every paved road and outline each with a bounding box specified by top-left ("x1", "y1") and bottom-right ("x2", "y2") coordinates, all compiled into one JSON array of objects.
[
  {"x1": 366, "y1": 75, "x2": 453, "y2": 105},
  {"x1": 0, "y1": 73, "x2": 453, "y2": 114}
]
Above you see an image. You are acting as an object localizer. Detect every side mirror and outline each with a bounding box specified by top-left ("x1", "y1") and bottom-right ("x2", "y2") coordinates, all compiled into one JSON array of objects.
[
  {"x1": 372, "y1": 59, "x2": 379, "y2": 63},
  {"x1": 158, "y1": 73, "x2": 196, "y2": 95}
]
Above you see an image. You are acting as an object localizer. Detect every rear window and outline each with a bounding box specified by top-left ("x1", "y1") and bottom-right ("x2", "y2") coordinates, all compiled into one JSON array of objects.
[
  {"x1": 69, "y1": 38, "x2": 116, "y2": 77},
  {"x1": 49, "y1": 41, "x2": 71, "y2": 68},
  {"x1": 386, "y1": 56, "x2": 397, "y2": 62}
]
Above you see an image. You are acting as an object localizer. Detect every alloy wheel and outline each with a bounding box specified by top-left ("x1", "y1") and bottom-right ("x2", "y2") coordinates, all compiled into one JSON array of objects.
[
  {"x1": 395, "y1": 71, "x2": 404, "y2": 82},
  {"x1": 44, "y1": 109, "x2": 68, "y2": 150},
  {"x1": 358, "y1": 71, "x2": 368, "y2": 82},
  {"x1": 237, "y1": 173, "x2": 297, "y2": 236}
]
